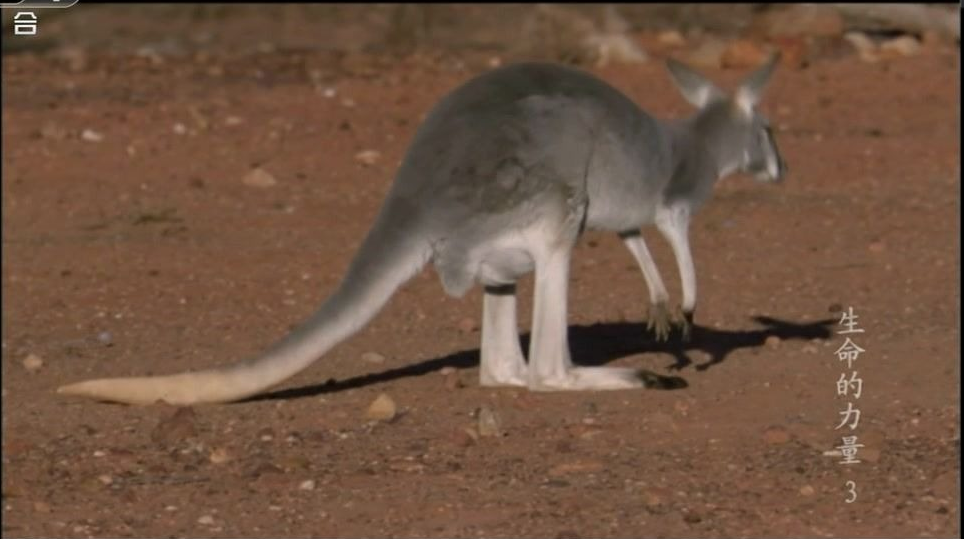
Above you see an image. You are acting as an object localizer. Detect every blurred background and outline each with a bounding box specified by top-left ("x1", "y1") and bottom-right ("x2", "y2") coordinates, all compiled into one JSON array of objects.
[{"x1": 2, "y1": 3, "x2": 960, "y2": 70}]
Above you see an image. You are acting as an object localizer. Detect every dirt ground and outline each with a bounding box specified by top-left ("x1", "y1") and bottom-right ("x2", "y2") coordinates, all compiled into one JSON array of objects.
[{"x1": 1, "y1": 5, "x2": 960, "y2": 539}]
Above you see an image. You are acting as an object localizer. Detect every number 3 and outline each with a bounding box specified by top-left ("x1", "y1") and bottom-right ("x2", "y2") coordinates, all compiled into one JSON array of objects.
[{"x1": 845, "y1": 480, "x2": 857, "y2": 503}]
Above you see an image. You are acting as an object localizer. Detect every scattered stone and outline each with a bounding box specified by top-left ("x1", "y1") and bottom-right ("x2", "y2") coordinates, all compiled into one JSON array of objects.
[
  {"x1": 298, "y1": 479, "x2": 316, "y2": 491},
  {"x1": 224, "y1": 116, "x2": 244, "y2": 127},
  {"x1": 686, "y1": 38, "x2": 727, "y2": 69},
  {"x1": 172, "y1": 123, "x2": 188, "y2": 135},
  {"x1": 32, "y1": 501, "x2": 51, "y2": 513},
  {"x1": 22, "y1": 354, "x2": 43, "y2": 372},
  {"x1": 242, "y1": 167, "x2": 277, "y2": 188},
  {"x1": 39, "y1": 123, "x2": 68, "y2": 140},
  {"x1": 449, "y1": 427, "x2": 477, "y2": 447},
  {"x1": 361, "y1": 352, "x2": 386, "y2": 364},
  {"x1": 80, "y1": 129, "x2": 104, "y2": 143},
  {"x1": 721, "y1": 39, "x2": 770, "y2": 69},
  {"x1": 97, "y1": 474, "x2": 113, "y2": 486},
  {"x1": 763, "y1": 425, "x2": 791, "y2": 445},
  {"x1": 443, "y1": 369, "x2": 464, "y2": 391},
  {"x1": 487, "y1": 57, "x2": 502, "y2": 68},
  {"x1": 802, "y1": 344, "x2": 819, "y2": 354},
  {"x1": 765, "y1": 335, "x2": 782, "y2": 348},
  {"x1": 97, "y1": 331, "x2": 112, "y2": 345},
  {"x1": 354, "y1": 149, "x2": 381, "y2": 166},
  {"x1": 208, "y1": 447, "x2": 231, "y2": 465},
  {"x1": 799, "y1": 484, "x2": 816, "y2": 496},
  {"x1": 657, "y1": 30, "x2": 686, "y2": 47},
  {"x1": 321, "y1": 87, "x2": 337, "y2": 99},
  {"x1": 683, "y1": 511, "x2": 702, "y2": 524},
  {"x1": 880, "y1": 36, "x2": 922, "y2": 57},
  {"x1": 476, "y1": 406, "x2": 503, "y2": 437},
  {"x1": 868, "y1": 241, "x2": 886, "y2": 253},
  {"x1": 548, "y1": 460, "x2": 604, "y2": 476},
  {"x1": 457, "y1": 317, "x2": 478, "y2": 333},
  {"x1": 844, "y1": 32, "x2": 879, "y2": 62},
  {"x1": 197, "y1": 515, "x2": 215, "y2": 526},
  {"x1": 366, "y1": 393, "x2": 397, "y2": 422},
  {"x1": 150, "y1": 406, "x2": 198, "y2": 446}
]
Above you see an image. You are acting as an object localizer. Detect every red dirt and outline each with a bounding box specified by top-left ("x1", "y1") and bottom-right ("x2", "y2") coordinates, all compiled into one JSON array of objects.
[{"x1": 2, "y1": 6, "x2": 960, "y2": 539}]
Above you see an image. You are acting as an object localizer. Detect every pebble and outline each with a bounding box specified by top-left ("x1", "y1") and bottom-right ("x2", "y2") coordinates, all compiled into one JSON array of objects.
[
  {"x1": 548, "y1": 460, "x2": 604, "y2": 476},
  {"x1": 97, "y1": 331, "x2": 112, "y2": 345},
  {"x1": 39, "y1": 123, "x2": 68, "y2": 140},
  {"x1": 657, "y1": 30, "x2": 686, "y2": 47},
  {"x1": 476, "y1": 406, "x2": 503, "y2": 437},
  {"x1": 763, "y1": 426, "x2": 791, "y2": 445},
  {"x1": 32, "y1": 501, "x2": 51, "y2": 513},
  {"x1": 224, "y1": 116, "x2": 244, "y2": 127},
  {"x1": 686, "y1": 38, "x2": 727, "y2": 69},
  {"x1": 721, "y1": 39, "x2": 770, "y2": 69},
  {"x1": 868, "y1": 241, "x2": 886, "y2": 253},
  {"x1": 449, "y1": 427, "x2": 477, "y2": 447},
  {"x1": 799, "y1": 484, "x2": 815, "y2": 496},
  {"x1": 80, "y1": 129, "x2": 104, "y2": 143},
  {"x1": 354, "y1": 150, "x2": 381, "y2": 166},
  {"x1": 197, "y1": 515, "x2": 215, "y2": 526},
  {"x1": 802, "y1": 344, "x2": 819, "y2": 354},
  {"x1": 242, "y1": 167, "x2": 277, "y2": 188},
  {"x1": 366, "y1": 393, "x2": 397, "y2": 422},
  {"x1": 97, "y1": 474, "x2": 113, "y2": 486},
  {"x1": 208, "y1": 447, "x2": 231, "y2": 465},
  {"x1": 298, "y1": 479, "x2": 316, "y2": 491},
  {"x1": 880, "y1": 36, "x2": 922, "y2": 57},
  {"x1": 457, "y1": 317, "x2": 478, "y2": 333},
  {"x1": 361, "y1": 352, "x2": 386, "y2": 364},
  {"x1": 443, "y1": 369, "x2": 464, "y2": 390},
  {"x1": 764, "y1": 335, "x2": 782, "y2": 348},
  {"x1": 172, "y1": 123, "x2": 188, "y2": 135},
  {"x1": 22, "y1": 353, "x2": 43, "y2": 372}
]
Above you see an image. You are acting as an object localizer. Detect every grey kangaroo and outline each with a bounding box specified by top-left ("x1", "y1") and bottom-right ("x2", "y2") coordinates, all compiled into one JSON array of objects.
[{"x1": 58, "y1": 55, "x2": 787, "y2": 405}]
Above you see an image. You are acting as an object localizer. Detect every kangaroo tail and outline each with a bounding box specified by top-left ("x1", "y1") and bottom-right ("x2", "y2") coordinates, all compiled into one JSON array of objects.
[{"x1": 57, "y1": 207, "x2": 431, "y2": 405}]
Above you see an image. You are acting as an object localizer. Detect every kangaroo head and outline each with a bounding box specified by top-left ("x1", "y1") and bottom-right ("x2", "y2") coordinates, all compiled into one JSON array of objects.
[{"x1": 666, "y1": 53, "x2": 788, "y2": 183}]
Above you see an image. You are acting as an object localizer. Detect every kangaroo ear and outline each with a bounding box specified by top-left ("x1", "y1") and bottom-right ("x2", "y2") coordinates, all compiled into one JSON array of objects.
[
  {"x1": 665, "y1": 57, "x2": 725, "y2": 109},
  {"x1": 735, "y1": 51, "x2": 781, "y2": 112}
]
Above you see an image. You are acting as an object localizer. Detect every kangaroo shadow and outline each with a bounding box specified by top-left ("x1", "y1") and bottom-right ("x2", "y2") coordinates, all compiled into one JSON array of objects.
[{"x1": 248, "y1": 316, "x2": 834, "y2": 402}]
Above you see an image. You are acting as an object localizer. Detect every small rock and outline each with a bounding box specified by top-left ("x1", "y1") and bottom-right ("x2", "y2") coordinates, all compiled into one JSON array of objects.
[
  {"x1": 476, "y1": 406, "x2": 503, "y2": 437},
  {"x1": 97, "y1": 331, "x2": 112, "y2": 345},
  {"x1": 686, "y1": 38, "x2": 727, "y2": 69},
  {"x1": 242, "y1": 167, "x2": 277, "y2": 188},
  {"x1": 765, "y1": 335, "x2": 781, "y2": 348},
  {"x1": 197, "y1": 515, "x2": 215, "y2": 526},
  {"x1": 22, "y1": 354, "x2": 43, "y2": 372},
  {"x1": 868, "y1": 241, "x2": 886, "y2": 253},
  {"x1": 97, "y1": 474, "x2": 113, "y2": 486},
  {"x1": 799, "y1": 484, "x2": 816, "y2": 496},
  {"x1": 880, "y1": 36, "x2": 921, "y2": 58},
  {"x1": 443, "y1": 369, "x2": 464, "y2": 391},
  {"x1": 487, "y1": 57, "x2": 502, "y2": 68},
  {"x1": 449, "y1": 427, "x2": 477, "y2": 447},
  {"x1": 354, "y1": 150, "x2": 381, "y2": 166},
  {"x1": 340, "y1": 98, "x2": 356, "y2": 108},
  {"x1": 39, "y1": 123, "x2": 68, "y2": 140},
  {"x1": 208, "y1": 447, "x2": 231, "y2": 465},
  {"x1": 457, "y1": 317, "x2": 478, "y2": 333},
  {"x1": 721, "y1": 39, "x2": 770, "y2": 69},
  {"x1": 683, "y1": 512, "x2": 702, "y2": 524},
  {"x1": 763, "y1": 425, "x2": 791, "y2": 445},
  {"x1": 361, "y1": 352, "x2": 386, "y2": 364},
  {"x1": 844, "y1": 32, "x2": 879, "y2": 63},
  {"x1": 321, "y1": 87, "x2": 337, "y2": 98},
  {"x1": 548, "y1": 460, "x2": 604, "y2": 476},
  {"x1": 224, "y1": 116, "x2": 243, "y2": 127},
  {"x1": 657, "y1": 30, "x2": 686, "y2": 47},
  {"x1": 298, "y1": 479, "x2": 316, "y2": 491},
  {"x1": 32, "y1": 501, "x2": 51, "y2": 513},
  {"x1": 172, "y1": 123, "x2": 188, "y2": 135},
  {"x1": 802, "y1": 344, "x2": 819, "y2": 354},
  {"x1": 80, "y1": 129, "x2": 104, "y2": 143},
  {"x1": 366, "y1": 393, "x2": 397, "y2": 422}
]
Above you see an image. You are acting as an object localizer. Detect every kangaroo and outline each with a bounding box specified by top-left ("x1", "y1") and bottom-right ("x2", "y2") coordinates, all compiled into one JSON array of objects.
[{"x1": 57, "y1": 55, "x2": 787, "y2": 405}]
